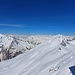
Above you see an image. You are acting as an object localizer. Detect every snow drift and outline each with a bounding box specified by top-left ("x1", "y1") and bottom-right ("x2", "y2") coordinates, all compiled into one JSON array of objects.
[{"x1": 0, "y1": 34, "x2": 75, "y2": 75}]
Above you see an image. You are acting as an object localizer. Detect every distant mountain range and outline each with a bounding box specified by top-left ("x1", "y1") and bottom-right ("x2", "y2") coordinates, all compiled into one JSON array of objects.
[{"x1": 0, "y1": 34, "x2": 75, "y2": 75}]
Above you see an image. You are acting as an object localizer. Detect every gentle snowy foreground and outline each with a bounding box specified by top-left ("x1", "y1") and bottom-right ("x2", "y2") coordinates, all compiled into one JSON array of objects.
[{"x1": 0, "y1": 34, "x2": 75, "y2": 75}]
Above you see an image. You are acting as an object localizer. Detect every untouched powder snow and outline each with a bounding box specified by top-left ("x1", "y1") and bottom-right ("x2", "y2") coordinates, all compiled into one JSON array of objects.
[{"x1": 0, "y1": 34, "x2": 75, "y2": 75}]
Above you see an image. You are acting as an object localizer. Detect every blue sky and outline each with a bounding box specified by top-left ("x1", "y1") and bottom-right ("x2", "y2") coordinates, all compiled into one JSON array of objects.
[{"x1": 0, "y1": 0, "x2": 75, "y2": 35}]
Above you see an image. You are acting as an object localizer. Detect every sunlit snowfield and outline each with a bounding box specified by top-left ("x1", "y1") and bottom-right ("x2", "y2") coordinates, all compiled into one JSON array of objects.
[{"x1": 0, "y1": 34, "x2": 75, "y2": 75}]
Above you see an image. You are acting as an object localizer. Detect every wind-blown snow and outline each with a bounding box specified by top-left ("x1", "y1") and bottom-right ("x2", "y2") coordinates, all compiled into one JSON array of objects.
[
  {"x1": 0, "y1": 34, "x2": 75, "y2": 75},
  {"x1": 0, "y1": 34, "x2": 52, "y2": 60}
]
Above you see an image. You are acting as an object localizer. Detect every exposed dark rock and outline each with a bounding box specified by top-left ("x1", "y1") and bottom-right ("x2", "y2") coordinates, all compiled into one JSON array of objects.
[
  {"x1": 60, "y1": 40, "x2": 66, "y2": 46},
  {"x1": 72, "y1": 37, "x2": 75, "y2": 40},
  {"x1": 13, "y1": 51, "x2": 22, "y2": 58},
  {"x1": 59, "y1": 48, "x2": 61, "y2": 50}
]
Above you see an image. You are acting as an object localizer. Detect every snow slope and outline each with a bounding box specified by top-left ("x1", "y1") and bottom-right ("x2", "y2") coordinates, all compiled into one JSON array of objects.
[
  {"x1": 0, "y1": 34, "x2": 52, "y2": 61},
  {"x1": 0, "y1": 35, "x2": 75, "y2": 75},
  {"x1": 0, "y1": 34, "x2": 13, "y2": 49}
]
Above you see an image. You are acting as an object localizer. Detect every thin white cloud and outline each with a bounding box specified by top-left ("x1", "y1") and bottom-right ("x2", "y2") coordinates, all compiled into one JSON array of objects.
[{"x1": 0, "y1": 24, "x2": 26, "y2": 27}]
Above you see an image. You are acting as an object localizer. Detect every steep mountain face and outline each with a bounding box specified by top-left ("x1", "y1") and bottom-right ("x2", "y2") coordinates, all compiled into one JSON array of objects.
[
  {"x1": 0, "y1": 34, "x2": 52, "y2": 61},
  {"x1": 0, "y1": 34, "x2": 75, "y2": 75}
]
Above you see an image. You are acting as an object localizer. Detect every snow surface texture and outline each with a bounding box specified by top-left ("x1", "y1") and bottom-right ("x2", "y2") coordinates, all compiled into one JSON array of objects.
[
  {"x1": 0, "y1": 34, "x2": 51, "y2": 61},
  {"x1": 0, "y1": 34, "x2": 75, "y2": 75}
]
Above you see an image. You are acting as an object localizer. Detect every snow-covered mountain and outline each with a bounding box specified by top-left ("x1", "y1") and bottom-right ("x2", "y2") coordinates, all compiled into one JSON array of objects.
[
  {"x1": 0, "y1": 34, "x2": 52, "y2": 61},
  {"x1": 0, "y1": 34, "x2": 75, "y2": 75}
]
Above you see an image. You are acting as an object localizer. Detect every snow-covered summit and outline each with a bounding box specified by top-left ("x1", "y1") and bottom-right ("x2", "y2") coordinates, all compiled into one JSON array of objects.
[{"x1": 0, "y1": 34, "x2": 75, "y2": 75}]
